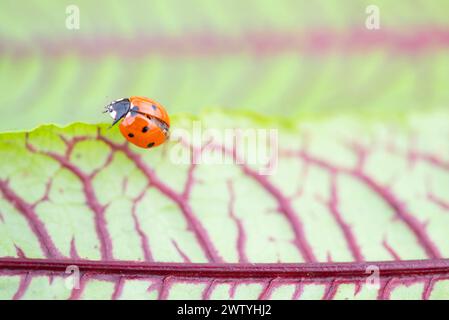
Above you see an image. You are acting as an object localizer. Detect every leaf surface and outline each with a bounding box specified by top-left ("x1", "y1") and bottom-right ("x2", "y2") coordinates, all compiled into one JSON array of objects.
[{"x1": 1, "y1": 111, "x2": 449, "y2": 299}]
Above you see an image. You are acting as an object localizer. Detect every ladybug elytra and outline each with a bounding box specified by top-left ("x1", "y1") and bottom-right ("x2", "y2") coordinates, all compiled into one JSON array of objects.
[{"x1": 104, "y1": 96, "x2": 170, "y2": 148}]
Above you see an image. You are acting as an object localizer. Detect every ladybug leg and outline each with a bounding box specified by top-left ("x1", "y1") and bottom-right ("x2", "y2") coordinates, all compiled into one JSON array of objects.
[{"x1": 110, "y1": 110, "x2": 129, "y2": 127}]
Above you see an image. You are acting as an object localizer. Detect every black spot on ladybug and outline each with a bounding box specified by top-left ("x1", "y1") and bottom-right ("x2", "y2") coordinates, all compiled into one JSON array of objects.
[
  {"x1": 130, "y1": 106, "x2": 139, "y2": 116},
  {"x1": 142, "y1": 126, "x2": 149, "y2": 133},
  {"x1": 152, "y1": 105, "x2": 157, "y2": 110},
  {"x1": 147, "y1": 142, "x2": 154, "y2": 148},
  {"x1": 128, "y1": 133, "x2": 134, "y2": 138}
]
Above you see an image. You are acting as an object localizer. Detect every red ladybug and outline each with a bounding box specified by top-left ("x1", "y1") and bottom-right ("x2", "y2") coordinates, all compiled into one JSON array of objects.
[{"x1": 104, "y1": 96, "x2": 170, "y2": 148}]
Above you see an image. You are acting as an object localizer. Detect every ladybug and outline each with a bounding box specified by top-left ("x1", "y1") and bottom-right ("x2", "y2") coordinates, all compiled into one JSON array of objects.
[{"x1": 104, "y1": 96, "x2": 170, "y2": 148}]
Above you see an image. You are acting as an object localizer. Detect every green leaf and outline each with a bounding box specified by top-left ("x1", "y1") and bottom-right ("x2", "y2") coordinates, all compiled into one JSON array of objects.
[{"x1": 1, "y1": 110, "x2": 449, "y2": 299}]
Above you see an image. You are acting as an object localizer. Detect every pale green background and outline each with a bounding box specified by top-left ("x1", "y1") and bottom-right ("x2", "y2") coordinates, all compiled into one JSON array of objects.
[{"x1": 0, "y1": 0, "x2": 448, "y2": 130}]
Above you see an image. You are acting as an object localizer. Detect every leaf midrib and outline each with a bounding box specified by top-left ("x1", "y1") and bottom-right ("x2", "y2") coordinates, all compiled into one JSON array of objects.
[{"x1": 1, "y1": 258, "x2": 449, "y2": 280}]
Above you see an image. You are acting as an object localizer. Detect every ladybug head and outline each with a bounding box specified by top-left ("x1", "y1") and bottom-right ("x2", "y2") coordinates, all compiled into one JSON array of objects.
[{"x1": 104, "y1": 98, "x2": 130, "y2": 127}]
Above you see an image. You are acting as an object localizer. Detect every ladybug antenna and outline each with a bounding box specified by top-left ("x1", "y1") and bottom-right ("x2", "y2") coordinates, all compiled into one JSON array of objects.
[{"x1": 102, "y1": 104, "x2": 111, "y2": 113}]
